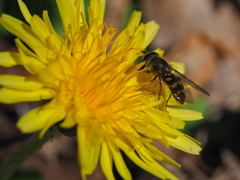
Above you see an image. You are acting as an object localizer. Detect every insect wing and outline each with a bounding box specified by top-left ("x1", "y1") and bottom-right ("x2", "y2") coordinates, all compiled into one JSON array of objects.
[
  {"x1": 182, "y1": 82, "x2": 194, "y2": 103},
  {"x1": 172, "y1": 69, "x2": 210, "y2": 96}
]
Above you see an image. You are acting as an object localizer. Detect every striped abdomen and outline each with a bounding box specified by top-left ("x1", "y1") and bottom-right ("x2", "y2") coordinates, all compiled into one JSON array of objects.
[{"x1": 162, "y1": 73, "x2": 185, "y2": 104}]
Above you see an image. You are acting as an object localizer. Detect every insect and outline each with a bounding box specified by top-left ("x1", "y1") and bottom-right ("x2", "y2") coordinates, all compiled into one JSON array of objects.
[{"x1": 139, "y1": 51, "x2": 210, "y2": 105}]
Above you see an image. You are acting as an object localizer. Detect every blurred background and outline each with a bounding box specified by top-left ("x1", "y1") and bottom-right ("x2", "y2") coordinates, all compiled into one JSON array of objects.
[{"x1": 1, "y1": 0, "x2": 240, "y2": 179}]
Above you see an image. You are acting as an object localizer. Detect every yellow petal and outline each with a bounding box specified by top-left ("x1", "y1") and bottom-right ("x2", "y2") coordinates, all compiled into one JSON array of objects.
[
  {"x1": 109, "y1": 142, "x2": 132, "y2": 180},
  {"x1": 87, "y1": 121, "x2": 104, "y2": 147},
  {"x1": 78, "y1": 0, "x2": 87, "y2": 28},
  {"x1": 34, "y1": 45, "x2": 55, "y2": 62},
  {"x1": 90, "y1": 0, "x2": 104, "y2": 26},
  {"x1": 134, "y1": 70, "x2": 151, "y2": 85},
  {"x1": 36, "y1": 67, "x2": 59, "y2": 85},
  {"x1": 116, "y1": 121, "x2": 153, "y2": 146},
  {"x1": 169, "y1": 62, "x2": 185, "y2": 74},
  {"x1": 144, "y1": 143, "x2": 180, "y2": 168},
  {"x1": 0, "y1": 52, "x2": 22, "y2": 67},
  {"x1": 143, "y1": 108, "x2": 172, "y2": 123},
  {"x1": 43, "y1": 11, "x2": 65, "y2": 45},
  {"x1": 39, "y1": 108, "x2": 66, "y2": 138},
  {"x1": 0, "y1": 14, "x2": 42, "y2": 50},
  {"x1": 136, "y1": 148, "x2": 179, "y2": 180},
  {"x1": 0, "y1": 75, "x2": 43, "y2": 90},
  {"x1": 100, "y1": 141, "x2": 115, "y2": 180},
  {"x1": 30, "y1": 15, "x2": 51, "y2": 45},
  {"x1": 17, "y1": 106, "x2": 60, "y2": 133},
  {"x1": 0, "y1": 87, "x2": 53, "y2": 104},
  {"x1": 113, "y1": 135, "x2": 133, "y2": 152},
  {"x1": 108, "y1": 29, "x2": 130, "y2": 55},
  {"x1": 56, "y1": 0, "x2": 76, "y2": 39},
  {"x1": 84, "y1": 144, "x2": 101, "y2": 174},
  {"x1": 132, "y1": 28, "x2": 145, "y2": 49},
  {"x1": 132, "y1": 98, "x2": 165, "y2": 111},
  {"x1": 126, "y1": 150, "x2": 178, "y2": 180},
  {"x1": 167, "y1": 107, "x2": 203, "y2": 121},
  {"x1": 14, "y1": 38, "x2": 39, "y2": 59},
  {"x1": 156, "y1": 123, "x2": 183, "y2": 138},
  {"x1": 168, "y1": 116, "x2": 185, "y2": 129},
  {"x1": 45, "y1": 33, "x2": 64, "y2": 53},
  {"x1": 142, "y1": 21, "x2": 160, "y2": 49},
  {"x1": 75, "y1": 0, "x2": 87, "y2": 31},
  {"x1": 18, "y1": 0, "x2": 32, "y2": 23},
  {"x1": 78, "y1": 126, "x2": 100, "y2": 179},
  {"x1": 167, "y1": 135, "x2": 202, "y2": 155},
  {"x1": 57, "y1": 55, "x2": 74, "y2": 78},
  {"x1": 100, "y1": 0, "x2": 106, "y2": 14},
  {"x1": 154, "y1": 48, "x2": 165, "y2": 57},
  {"x1": 137, "y1": 123, "x2": 169, "y2": 147},
  {"x1": 117, "y1": 30, "x2": 144, "y2": 71},
  {"x1": 125, "y1": 11, "x2": 142, "y2": 37},
  {"x1": 88, "y1": 8, "x2": 95, "y2": 30},
  {"x1": 18, "y1": 47, "x2": 46, "y2": 74},
  {"x1": 134, "y1": 22, "x2": 146, "y2": 37},
  {"x1": 60, "y1": 111, "x2": 76, "y2": 128},
  {"x1": 42, "y1": 11, "x2": 56, "y2": 33}
]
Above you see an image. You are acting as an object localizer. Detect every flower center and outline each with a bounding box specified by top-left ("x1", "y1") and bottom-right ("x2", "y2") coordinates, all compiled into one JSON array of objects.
[{"x1": 51, "y1": 23, "x2": 143, "y2": 128}]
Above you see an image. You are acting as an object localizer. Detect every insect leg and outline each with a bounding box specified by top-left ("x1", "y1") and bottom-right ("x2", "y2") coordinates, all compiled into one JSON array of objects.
[
  {"x1": 138, "y1": 64, "x2": 146, "y2": 70},
  {"x1": 141, "y1": 49, "x2": 148, "y2": 54},
  {"x1": 165, "y1": 94, "x2": 171, "y2": 111},
  {"x1": 152, "y1": 76, "x2": 158, "y2": 81},
  {"x1": 136, "y1": 75, "x2": 158, "y2": 91},
  {"x1": 158, "y1": 81, "x2": 162, "y2": 100}
]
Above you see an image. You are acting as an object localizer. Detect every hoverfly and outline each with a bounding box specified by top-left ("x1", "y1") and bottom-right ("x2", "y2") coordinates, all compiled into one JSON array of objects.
[{"x1": 139, "y1": 51, "x2": 210, "y2": 105}]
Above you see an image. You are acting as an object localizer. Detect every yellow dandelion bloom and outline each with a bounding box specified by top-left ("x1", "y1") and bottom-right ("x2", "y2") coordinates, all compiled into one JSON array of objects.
[{"x1": 0, "y1": 0, "x2": 204, "y2": 179}]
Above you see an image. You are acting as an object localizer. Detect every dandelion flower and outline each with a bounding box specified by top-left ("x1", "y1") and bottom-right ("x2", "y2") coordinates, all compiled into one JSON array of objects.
[{"x1": 0, "y1": 0, "x2": 204, "y2": 179}]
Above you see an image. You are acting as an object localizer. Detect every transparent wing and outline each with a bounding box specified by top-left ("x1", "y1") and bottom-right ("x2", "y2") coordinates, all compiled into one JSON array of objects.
[
  {"x1": 171, "y1": 70, "x2": 194, "y2": 103},
  {"x1": 182, "y1": 82, "x2": 194, "y2": 103},
  {"x1": 172, "y1": 69, "x2": 210, "y2": 96}
]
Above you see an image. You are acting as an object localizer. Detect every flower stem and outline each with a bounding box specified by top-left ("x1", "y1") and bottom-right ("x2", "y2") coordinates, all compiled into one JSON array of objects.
[{"x1": 0, "y1": 125, "x2": 61, "y2": 180}]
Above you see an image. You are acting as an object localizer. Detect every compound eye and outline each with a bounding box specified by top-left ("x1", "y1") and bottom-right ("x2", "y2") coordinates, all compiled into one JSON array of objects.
[{"x1": 142, "y1": 52, "x2": 157, "y2": 62}]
